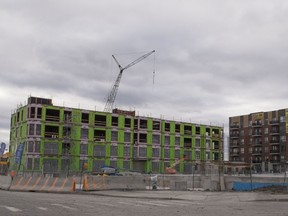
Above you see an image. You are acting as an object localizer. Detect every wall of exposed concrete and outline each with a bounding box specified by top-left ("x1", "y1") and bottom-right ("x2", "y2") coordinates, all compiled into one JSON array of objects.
[
  {"x1": 1, "y1": 174, "x2": 287, "y2": 192},
  {"x1": 0, "y1": 175, "x2": 11, "y2": 190}
]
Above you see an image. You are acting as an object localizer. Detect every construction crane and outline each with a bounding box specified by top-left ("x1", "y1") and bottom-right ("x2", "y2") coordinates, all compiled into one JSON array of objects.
[{"x1": 104, "y1": 50, "x2": 155, "y2": 112}]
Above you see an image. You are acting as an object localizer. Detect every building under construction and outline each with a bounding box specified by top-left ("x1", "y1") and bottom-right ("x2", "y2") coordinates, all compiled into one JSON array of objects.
[{"x1": 9, "y1": 96, "x2": 224, "y2": 175}]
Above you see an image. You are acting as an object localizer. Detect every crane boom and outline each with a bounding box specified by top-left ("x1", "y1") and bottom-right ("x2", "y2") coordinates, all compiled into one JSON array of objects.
[{"x1": 104, "y1": 50, "x2": 155, "y2": 112}]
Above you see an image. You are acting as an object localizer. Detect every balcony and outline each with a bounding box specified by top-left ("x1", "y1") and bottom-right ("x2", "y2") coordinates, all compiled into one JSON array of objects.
[
  {"x1": 252, "y1": 132, "x2": 262, "y2": 137},
  {"x1": 269, "y1": 120, "x2": 279, "y2": 125},
  {"x1": 230, "y1": 152, "x2": 240, "y2": 156},
  {"x1": 230, "y1": 125, "x2": 239, "y2": 129},
  {"x1": 252, "y1": 160, "x2": 262, "y2": 164},
  {"x1": 253, "y1": 141, "x2": 262, "y2": 146},
  {"x1": 270, "y1": 160, "x2": 280, "y2": 163},
  {"x1": 270, "y1": 150, "x2": 280, "y2": 154},
  {"x1": 252, "y1": 151, "x2": 262, "y2": 155},
  {"x1": 230, "y1": 142, "x2": 240, "y2": 147},
  {"x1": 230, "y1": 133, "x2": 239, "y2": 138},
  {"x1": 270, "y1": 140, "x2": 280, "y2": 144},
  {"x1": 252, "y1": 122, "x2": 262, "y2": 127},
  {"x1": 270, "y1": 129, "x2": 279, "y2": 135}
]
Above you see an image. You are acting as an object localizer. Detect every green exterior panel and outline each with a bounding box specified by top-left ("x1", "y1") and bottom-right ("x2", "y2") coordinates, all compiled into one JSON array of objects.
[{"x1": 9, "y1": 97, "x2": 224, "y2": 175}]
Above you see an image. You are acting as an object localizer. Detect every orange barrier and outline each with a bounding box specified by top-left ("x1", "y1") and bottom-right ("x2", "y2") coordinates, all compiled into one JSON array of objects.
[
  {"x1": 82, "y1": 175, "x2": 108, "y2": 191},
  {"x1": 9, "y1": 176, "x2": 75, "y2": 193}
]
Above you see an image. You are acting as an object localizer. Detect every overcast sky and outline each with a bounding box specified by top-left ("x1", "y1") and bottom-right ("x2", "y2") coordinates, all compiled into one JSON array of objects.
[{"x1": 1, "y1": 1, "x2": 288, "y2": 158}]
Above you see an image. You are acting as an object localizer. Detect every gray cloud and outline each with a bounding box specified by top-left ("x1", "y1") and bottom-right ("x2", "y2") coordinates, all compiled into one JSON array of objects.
[{"x1": 1, "y1": 1, "x2": 288, "y2": 161}]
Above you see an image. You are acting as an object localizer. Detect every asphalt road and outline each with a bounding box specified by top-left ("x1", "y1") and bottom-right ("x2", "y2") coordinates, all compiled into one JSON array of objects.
[{"x1": 0, "y1": 190, "x2": 287, "y2": 216}]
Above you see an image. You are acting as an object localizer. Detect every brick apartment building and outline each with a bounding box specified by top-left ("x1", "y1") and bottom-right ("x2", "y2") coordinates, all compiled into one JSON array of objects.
[{"x1": 229, "y1": 110, "x2": 288, "y2": 173}]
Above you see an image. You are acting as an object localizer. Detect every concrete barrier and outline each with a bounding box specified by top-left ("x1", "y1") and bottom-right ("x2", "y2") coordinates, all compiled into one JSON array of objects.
[
  {"x1": 3, "y1": 173, "x2": 288, "y2": 192},
  {"x1": 9, "y1": 176, "x2": 75, "y2": 193},
  {"x1": 224, "y1": 175, "x2": 288, "y2": 191},
  {"x1": 82, "y1": 175, "x2": 147, "y2": 191},
  {"x1": 0, "y1": 175, "x2": 11, "y2": 190},
  {"x1": 232, "y1": 182, "x2": 288, "y2": 191}
]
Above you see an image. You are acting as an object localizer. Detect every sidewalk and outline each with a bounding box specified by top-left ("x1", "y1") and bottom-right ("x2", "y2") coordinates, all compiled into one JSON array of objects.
[{"x1": 87, "y1": 189, "x2": 288, "y2": 202}]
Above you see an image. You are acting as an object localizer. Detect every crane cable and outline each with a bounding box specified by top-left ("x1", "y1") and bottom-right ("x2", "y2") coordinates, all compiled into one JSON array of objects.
[{"x1": 153, "y1": 52, "x2": 156, "y2": 89}]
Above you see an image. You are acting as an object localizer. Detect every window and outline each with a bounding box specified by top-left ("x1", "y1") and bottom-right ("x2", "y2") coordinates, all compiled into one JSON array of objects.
[
  {"x1": 62, "y1": 143, "x2": 70, "y2": 155},
  {"x1": 80, "y1": 159, "x2": 88, "y2": 170},
  {"x1": 196, "y1": 126, "x2": 200, "y2": 135},
  {"x1": 175, "y1": 124, "x2": 180, "y2": 133},
  {"x1": 139, "y1": 133, "x2": 147, "y2": 143},
  {"x1": 184, "y1": 150, "x2": 192, "y2": 160},
  {"x1": 81, "y1": 128, "x2": 88, "y2": 139},
  {"x1": 34, "y1": 158, "x2": 40, "y2": 170},
  {"x1": 95, "y1": 114, "x2": 106, "y2": 127},
  {"x1": 43, "y1": 159, "x2": 58, "y2": 173},
  {"x1": 36, "y1": 124, "x2": 41, "y2": 136},
  {"x1": 196, "y1": 151, "x2": 200, "y2": 160},
  {"x1": 123, "y1": 160, "x2": 130, "y2": 170},
  {"x1": 164, "y1": 136, "x2": 170, "y2": 145},
  {"x1": 195, "y1": 139, "x2": 200, "y2": 148},
  {"x1": 175, "y1": 136, "x2": 180, "y2": 146},
  {"x1": 112, "y1": 116, "x2": 118, "y2": 127},
  {"x1": 138, "y1": 147, "x2": 147, "y2": 157},
  {"x1": 164, "y1": 148, "x2": 170, "y2": 158},
  {"x1": 152, "y1": 162, "x2": 160, "y2": 172},
  {"x1": 184, "y1": 138, "x2": 192, "y2": 148},
  {"x1": 152, "y1": 134, "x2": 160, "y2": 144},
  {"x1": 110, "y1": 145, "x2": 118, "y2": 157},
  {"x1": 94, "y1": 145, "x2": 106, "y2": 157},
  {"x1": 29, "y1": 107, "x2": 35, "y2": 118},
  {"x1": 124, "y1": 118, "x2": 131, "y2": 128},
  {"x1": 111, "y1": 131, "x2": 118, "y2": 142},
  {"x1": 165, "y1": 122, "x2": 170, "y2": 132},
  {"x1": 124, "y1": 132, "x2": 130, "y2": 143},
  {"x1": 27, "y1": 158, "x2": 33, "y2": 170},
  {"x1": 29, "y1": 124, "x2": 35, "y2": 135},
  {"x1": 184, "y1": 125, "x2": 192, "y2": 135},
  {"x1": 35, "y1": 141, "x2": 40, "y2": 153},
  {"x1": 124, "y1": 146, "x2": 130, "y2": 157},
  {"x1": 37, "y1": 108, "x2": 42, "y2": 119},
  {"x1": 206, "y1": 140, "x2": 210, "y2": 149},
  {"x1": 153, "y1": 121, "x2": 160, "y2": 130},
  {"x1": 45, "y1": 109, "x2": 60, "y2": 122},
  {"x1": 140, "y1": 119, "x2": 147, "y2": 129},
  {"x1": 82, "y1": 113, "x2": 89, "y2": 124},
  {"x1": 94, "y1": 129, "x2": 106, "y2": 141},
  {"x1": 44, "y1": 142, "x2": 58, "y2": 155},
  {"x1": 80, "y1": 144, "x2": 88, "y2": 155},
  {"x1": 93, "y1": 160, "x2": 105, "y2": 172},
  {"x1": 61, "y1": 159, "x2": 70, "y2": 171},
  {"x1": 110, "y1": 160, "x2": 117, "y2": 168},
  {"x1": 175, "y1": 149, "x2": 180, "y2": 158},
  {"x1": 152, "y1": 148, "x2": 160, "y2": 157},
  {"x1": 27, "y1": 141, "x2": 34, "y2": 152}
]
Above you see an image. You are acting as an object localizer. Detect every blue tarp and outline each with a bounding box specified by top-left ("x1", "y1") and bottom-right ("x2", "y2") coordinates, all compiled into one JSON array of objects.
[{"x1": 232, "y1": 181, "x2": 288, "y2": 191}]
